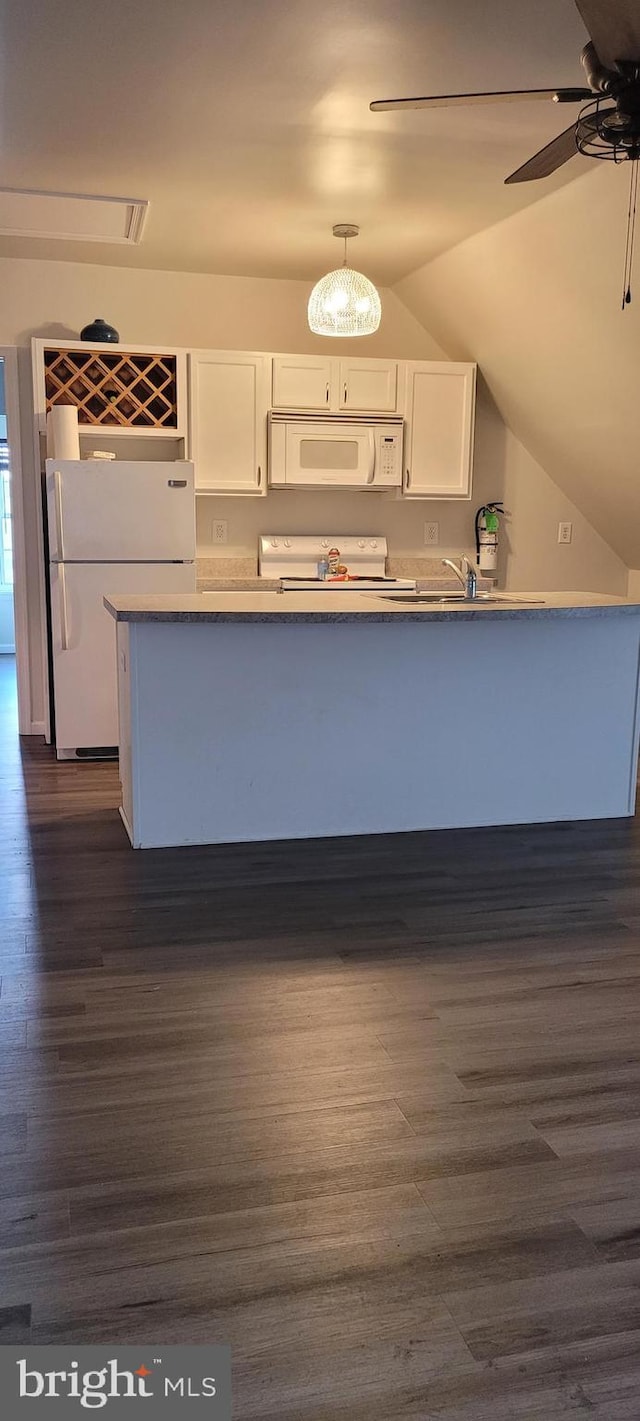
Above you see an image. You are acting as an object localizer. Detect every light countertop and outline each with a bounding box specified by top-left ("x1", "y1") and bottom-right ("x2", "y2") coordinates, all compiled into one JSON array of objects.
[{"x1": 104, "y1": 590, "x2": 640, "y2": 624}]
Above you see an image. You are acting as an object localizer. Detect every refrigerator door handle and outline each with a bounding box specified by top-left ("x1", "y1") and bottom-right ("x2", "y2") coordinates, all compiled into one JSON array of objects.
[
  {"x1": 58, "y1": 562, "x2": 69, "y2": 651},
  {"x1": 168, "y1": 479, "x2": 187, "y2": 488},
  {"x1": 53, "y1": 468, "x2": 65, "y2": 560}
]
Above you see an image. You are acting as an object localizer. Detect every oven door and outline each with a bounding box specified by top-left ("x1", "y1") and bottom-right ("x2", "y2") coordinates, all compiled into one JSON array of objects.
[{"x1": 270, "y1": 420, "x2": 377, "y2": 488}]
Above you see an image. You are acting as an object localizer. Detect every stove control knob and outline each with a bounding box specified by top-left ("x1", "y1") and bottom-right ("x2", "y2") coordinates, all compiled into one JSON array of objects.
[
  {"x1": 370, "y1": 539, "x2": 378, "y2": 549},
  {"x1": 284, "y1": 538, "x2": 292, "y2": 548},
  {"x1": 357, "y1": 539, "x2": 366, "y2": 548},
  {"x1": 270, "y1": 539, "x2": 279, "y2": 548},
  {"x1": 321, "y1": 539, "x2": 330, "y2": 549}
]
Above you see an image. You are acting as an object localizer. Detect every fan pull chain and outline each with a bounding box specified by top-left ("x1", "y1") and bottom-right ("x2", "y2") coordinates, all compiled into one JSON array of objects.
[{"x1": 622, "y1": 159, "x2": 639, "y2": 308}]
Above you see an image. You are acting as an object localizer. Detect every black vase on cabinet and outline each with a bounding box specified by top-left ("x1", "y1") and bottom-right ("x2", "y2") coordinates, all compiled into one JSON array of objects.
[{"x1": 80, "y1": 317, "x2": 120, "y2": 344}]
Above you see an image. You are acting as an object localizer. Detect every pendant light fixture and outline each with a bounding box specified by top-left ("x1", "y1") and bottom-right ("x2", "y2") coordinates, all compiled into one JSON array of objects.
[{"x1": 308, "y1": 224, "x2": 381, "y2": 338}]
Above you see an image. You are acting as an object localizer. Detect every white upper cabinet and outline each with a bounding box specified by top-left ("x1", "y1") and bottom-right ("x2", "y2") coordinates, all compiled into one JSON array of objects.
[
  {"x1": 190, "y1": 351, "x2": 269, "y2": 495},
  {"x1": 272, "y1": 354, "x2": 398, "y2": 414},
  {"x1": 339, "y1": 359, "x2": 398, "y2": 413},
  {"x1": 403, "y1": 362, "x2": 476, "y2": 499},
  {"x1": 272, "y1": 355, "x2": 333, "y2": 411}
]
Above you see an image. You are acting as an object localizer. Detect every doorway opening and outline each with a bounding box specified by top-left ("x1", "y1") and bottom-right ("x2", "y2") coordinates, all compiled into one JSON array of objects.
[
  {"x1": 0, "y1": 357, "x2": 18, "y2": 743},
  {"x1": 0, "y1": 349, "x2": 28, "y2": 740},
  {"x1": 0, "y1": 360, "x2": 15, "y2": 658}
]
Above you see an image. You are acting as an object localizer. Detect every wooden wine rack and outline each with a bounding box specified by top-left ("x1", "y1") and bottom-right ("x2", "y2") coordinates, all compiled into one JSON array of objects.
[{"x1": 44, "y1": 348, "x2": 179, "y2": 429}]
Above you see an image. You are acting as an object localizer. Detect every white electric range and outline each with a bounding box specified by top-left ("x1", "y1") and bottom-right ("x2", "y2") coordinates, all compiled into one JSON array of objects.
[{"x1": 258, "y1": 535, "x2": 415, "y2": 591}]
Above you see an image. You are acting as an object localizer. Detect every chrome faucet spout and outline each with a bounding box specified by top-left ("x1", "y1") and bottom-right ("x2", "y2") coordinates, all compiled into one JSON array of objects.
[
  {"x1": 442, "y1": 556, "x2": 478, "y2": 600},
  {"x1": 442, "y1": 558, "x2": 466, "y2": 590}
]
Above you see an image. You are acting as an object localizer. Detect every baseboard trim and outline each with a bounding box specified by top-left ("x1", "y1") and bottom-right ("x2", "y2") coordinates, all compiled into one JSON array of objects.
[{"x1": 28, "y1": 720, "x2": 46, "y2": 736}]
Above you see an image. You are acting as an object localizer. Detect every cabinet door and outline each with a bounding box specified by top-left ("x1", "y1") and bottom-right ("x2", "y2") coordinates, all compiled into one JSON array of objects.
[
  {"x1": 190, "y1": 352, "x2": 268, "y2": 495},
  {"x1": 272, "y1": 355, "x2": 333, "y2": 411},
  {"x1": 403, "y1": 362, "x2": 476, "y2": 499},
  {"x1": 339, "y1": 359, "x2": 398, "y2": 413}
]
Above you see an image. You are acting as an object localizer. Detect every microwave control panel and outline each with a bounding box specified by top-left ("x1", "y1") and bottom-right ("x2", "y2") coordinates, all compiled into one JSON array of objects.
[{"x1": 376, "y1": 430, "x2": 403, "y2": 484}]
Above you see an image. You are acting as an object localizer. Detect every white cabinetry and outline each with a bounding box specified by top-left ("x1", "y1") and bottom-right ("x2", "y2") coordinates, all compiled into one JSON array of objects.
[
  {"x1": 272, "y1": 355, "x2": 333, "y2": 411},
  {"x1": 339, "y1": 359, "x2": 397, "y2": 412},
  {"x1": 190, "y1": 351, "x2": 269, "y2": 495},
  {"x1": 403, "y1": 362, "x2": 476, "y2": 499},
  {"x1": 187, "y1": 350, "x2": 476, "y2": 499},
  {"x1": 272, "y1": 355, "x2": 398, "y2": 414}
]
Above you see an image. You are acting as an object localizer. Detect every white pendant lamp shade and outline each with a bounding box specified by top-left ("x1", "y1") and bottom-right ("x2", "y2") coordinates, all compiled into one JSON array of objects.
[{"x1": 308, "y1": 225, "x2": 381, "y2": 338}]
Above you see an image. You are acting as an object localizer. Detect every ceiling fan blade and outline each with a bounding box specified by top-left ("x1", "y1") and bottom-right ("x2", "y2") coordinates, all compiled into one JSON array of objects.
[
  {"x1": 575, "y1": 0, "x2": 640, "y2": 71},
  {"x1": 504, "y1": 124, "x2": 579, "y2": 183},
  {"x1": 370, "y1": 87, "x2": 592, "y2": 113}
]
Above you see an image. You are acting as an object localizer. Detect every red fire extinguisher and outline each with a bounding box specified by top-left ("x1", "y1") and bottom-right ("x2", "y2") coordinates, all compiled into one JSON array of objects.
[{"x1": 475, "y1": 502, "x2": 504, "y2": 576}]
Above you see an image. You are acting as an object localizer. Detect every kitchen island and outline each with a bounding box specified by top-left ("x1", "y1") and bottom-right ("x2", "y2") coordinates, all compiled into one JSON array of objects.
[{"x1": 105, "y1": 590, "x2": 640, "y2": 849}]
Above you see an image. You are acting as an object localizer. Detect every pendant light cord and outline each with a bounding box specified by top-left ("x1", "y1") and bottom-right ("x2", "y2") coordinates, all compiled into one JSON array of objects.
[
  {"x1": 343, "y1": 235, "x2": 348, "y2": 268},
  {"x1": 622, "y1": 158, "x2": 639, "y2": 308}
]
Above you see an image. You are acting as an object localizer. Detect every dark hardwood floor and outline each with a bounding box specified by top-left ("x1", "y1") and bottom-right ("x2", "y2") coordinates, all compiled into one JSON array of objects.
[{"x1": 3, "y1": 651, "x2": 640, "y2": 1416}]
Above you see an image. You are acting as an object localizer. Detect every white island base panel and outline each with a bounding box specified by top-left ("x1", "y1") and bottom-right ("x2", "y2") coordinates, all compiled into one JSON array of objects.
[{"x1": 115, "y1": 617, "x2": 640, "y2": 849}]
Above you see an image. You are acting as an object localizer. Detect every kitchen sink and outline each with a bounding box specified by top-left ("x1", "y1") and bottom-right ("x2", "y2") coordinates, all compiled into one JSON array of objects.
[{"x1": 373, "y1": 592, "x2": 544, "y2": 606}]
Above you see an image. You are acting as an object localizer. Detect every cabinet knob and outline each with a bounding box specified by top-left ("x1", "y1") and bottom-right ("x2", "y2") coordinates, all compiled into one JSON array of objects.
[
  {"x1": 343, "y1": 383, "x2": 347, "y2": 404},
  {"x1": 406, "y1": 468, "x2": 411, "y2": 488},
  {"x1": 325, "y1": 383, "x2": 330, "y2": 404},
  {"x1": 257, "y1": 465, "x2": 262, "y2": 484}
]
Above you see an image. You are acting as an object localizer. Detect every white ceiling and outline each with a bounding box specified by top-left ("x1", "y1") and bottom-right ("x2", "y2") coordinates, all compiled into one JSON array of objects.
[{"x1": 0, "y1": 0, "x2": 593, "y2": 282}]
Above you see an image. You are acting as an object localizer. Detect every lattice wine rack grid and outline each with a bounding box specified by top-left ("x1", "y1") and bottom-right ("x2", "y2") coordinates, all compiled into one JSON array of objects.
[{"x1": 44, "y1": 348, "x2": 179, "y2": 428}]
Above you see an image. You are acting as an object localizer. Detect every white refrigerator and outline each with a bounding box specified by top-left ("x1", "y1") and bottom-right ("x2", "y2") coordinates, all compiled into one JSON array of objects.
[{"x1": 45, "y1": 459, "x2": 196, "y2": 758}]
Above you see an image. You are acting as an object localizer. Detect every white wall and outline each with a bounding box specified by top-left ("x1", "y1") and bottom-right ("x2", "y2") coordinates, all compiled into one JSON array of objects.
[
  {"x1": 395, "y1": 161, "x2": 640, "y2": 569},
  {"x1": 0, "y1": 255, "x2": 442, "y2": 357},
  {"x1": 0, "y1": 251, "x2": 628, "y2": 733}
]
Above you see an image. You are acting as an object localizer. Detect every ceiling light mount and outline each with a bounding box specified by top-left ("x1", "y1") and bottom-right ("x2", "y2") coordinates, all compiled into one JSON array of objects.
[{"x1": 308, "y1": 224, "x2": 381, "y2": 339}]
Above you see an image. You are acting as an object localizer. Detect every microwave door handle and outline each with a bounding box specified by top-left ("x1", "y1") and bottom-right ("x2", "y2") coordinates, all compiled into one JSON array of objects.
[{"x1": 366, "y1": 430, "x2": 376, "y2": 484}]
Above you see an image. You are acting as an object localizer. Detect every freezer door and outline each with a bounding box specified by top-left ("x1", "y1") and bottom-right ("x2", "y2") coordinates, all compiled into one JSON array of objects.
[
  {"x1": 49, "y1": 560, "x2": 196, "y2": 755},
  {"x1": 46, "y1": 461, "x2": 195, "y2": 562}
]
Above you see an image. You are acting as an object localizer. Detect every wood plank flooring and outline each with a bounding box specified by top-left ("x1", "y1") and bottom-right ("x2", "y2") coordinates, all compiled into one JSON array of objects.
[{"x1": 3, "y1": 652, "x2": 640, "y2": 1416}]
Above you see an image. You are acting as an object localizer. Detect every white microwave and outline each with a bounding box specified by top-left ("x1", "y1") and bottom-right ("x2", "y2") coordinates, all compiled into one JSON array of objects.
[{"x1": 268, "y1": 413, "x2": 404, "y2": 490}]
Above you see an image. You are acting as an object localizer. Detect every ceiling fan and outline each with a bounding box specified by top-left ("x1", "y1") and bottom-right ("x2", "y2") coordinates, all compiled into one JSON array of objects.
[{"x1": 370, "y1": 0, "x2": 640, "y2": 301}]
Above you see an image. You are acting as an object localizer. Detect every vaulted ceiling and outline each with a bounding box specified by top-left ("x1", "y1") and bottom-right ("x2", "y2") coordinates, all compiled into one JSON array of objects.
[{"x1": 0, "y1": 0, "x2": 593, "y2": 281}]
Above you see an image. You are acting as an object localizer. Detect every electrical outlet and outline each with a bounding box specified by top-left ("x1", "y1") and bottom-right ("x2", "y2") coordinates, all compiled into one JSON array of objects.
[
  {"x1": 213, "y1": 519, "x2": 228, "y2": 545},
  {"x1": 424, "y1": 521, "x2": 440, "y2": 546},
  {"x1": 558, "y1": 521, "x2": 573, "y2": 545}
]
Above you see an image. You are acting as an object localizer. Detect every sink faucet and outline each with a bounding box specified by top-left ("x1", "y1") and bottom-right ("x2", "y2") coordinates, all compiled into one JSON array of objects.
[{"x1": 442, "y1": 555, "x2": 478, "y2": 600}]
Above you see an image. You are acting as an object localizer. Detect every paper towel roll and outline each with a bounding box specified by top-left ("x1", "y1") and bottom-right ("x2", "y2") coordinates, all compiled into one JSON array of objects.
[{"x1": 47, "y1": 405, "x2": 80, "y2": 461}]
